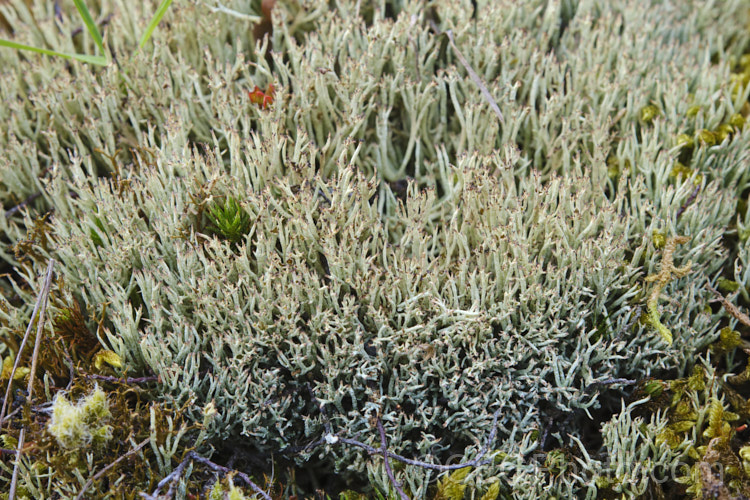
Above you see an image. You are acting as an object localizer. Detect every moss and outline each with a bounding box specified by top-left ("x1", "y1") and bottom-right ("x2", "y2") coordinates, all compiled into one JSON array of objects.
[
  {"x1": 47, "y1": 384, "x2": 112, "y2": 451},
  {"x1": 434, "y1": 468, "x2": 471, "y2": 500},
  {"x1": 639, "y1": 104, "x2": 660, "y2": 124},
  {"x1": 696, "y1": 129, "x2": 718, "y2": 146},
  {"x1": 206, "y1": 196, "x2": 252, "y2": 244},
  {"x1": 643, "y1": 235, "x2": 692, "y2": 345},
  {"x1": 209, "y1": 477, "x2": 252, "y2": 500}
]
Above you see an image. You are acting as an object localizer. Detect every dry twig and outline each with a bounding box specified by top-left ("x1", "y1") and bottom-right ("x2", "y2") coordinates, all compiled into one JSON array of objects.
[
  {"x1": 144, "y1": 386, "x2": 505, "y2": 499},
  {"x1": 427, "y1": 20, "x2": 504, "y2": 126},
  {"x1": 141, "y1": 451, "x2": 272, "y2": 500},
  {"x1": 707, "y1": 283, "x2": 750, "y2": 328},
  {"x1": 75, "y1": 438, "x2": 151, "y2": 500},
  {"x1": 676, "y1": 184, "x2": 701, "y2": 219},
  {"x1": 8, "y1": 259, "x2": 55, "y2": 500},
  {"x1": 83, "y1": 373, "x2": 160, "y2": 384},
  {"x1": 443, "y1": 29, "x2": 505, "y2": 125},
  {"x1": 3, "y1": 192, "x2": 42, "y2": 219},
  {"x1": 326, "y1": 409, "x2": 504, "y2": 472},
  {"x1": 307, "y1": 382, "x2": 504, "y2": 472},
  {"x1": 377, "y1": 417, "x2": 410, "y2": 500},
  {"x1": 0, "y1": 260, "x2": 55, "y2": 423}
]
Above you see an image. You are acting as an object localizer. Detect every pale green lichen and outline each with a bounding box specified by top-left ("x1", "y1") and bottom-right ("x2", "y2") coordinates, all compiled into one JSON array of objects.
[{"x1": 0, "y1": 0, "x2": 750, "y2": 497}]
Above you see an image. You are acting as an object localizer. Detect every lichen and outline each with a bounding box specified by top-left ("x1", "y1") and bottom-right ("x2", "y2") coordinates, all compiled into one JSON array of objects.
[{"x1": 1, "y1": 0, "x2": 750, "y2": 497}]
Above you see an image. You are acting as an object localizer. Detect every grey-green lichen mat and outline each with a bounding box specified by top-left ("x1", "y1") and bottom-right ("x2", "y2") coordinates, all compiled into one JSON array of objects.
[{"x1": 2, "y1": 0, "x2": 750, "y2": 497}]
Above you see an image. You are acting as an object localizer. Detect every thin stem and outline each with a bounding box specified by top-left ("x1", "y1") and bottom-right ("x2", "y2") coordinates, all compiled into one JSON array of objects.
[
  {"x1": 75, "y1": 438, "x2": 151, "y2": 500},
  {"x1": 377, "y1": 417, "x2": 410, "y2": 500},
  {"x1": 9, "y1": 259, "x2": 55, "y2": 500}
]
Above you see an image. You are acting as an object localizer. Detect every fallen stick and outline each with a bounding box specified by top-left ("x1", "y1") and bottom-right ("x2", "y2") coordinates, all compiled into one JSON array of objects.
[{"x1": 8, "y1": 259, "x2": 56, "y2": 500}]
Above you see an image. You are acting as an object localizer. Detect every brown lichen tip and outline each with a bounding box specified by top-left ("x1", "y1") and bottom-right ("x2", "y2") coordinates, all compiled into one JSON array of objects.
[{"x1": 644, "y1": 236, "x2": 692, "y2": 345}]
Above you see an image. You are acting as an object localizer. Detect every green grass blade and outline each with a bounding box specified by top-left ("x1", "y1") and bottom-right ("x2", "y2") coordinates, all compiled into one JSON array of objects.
[
  {"x1": 65, "y1": 53, "x2": 108, "y2": 65},
  {"x1": 72, "y1": 0, "x2": 106, "y2": 56},
  {"x1": 138, "y1": 0, "x2": 174, "y2": 50},
  {"x1": 0, "y1": 38, "x2": 107, "y2": 65}
]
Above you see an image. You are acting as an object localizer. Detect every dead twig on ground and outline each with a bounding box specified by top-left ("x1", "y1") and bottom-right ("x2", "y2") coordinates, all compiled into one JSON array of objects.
[
  {"x1": 0, "y1": 259, "x2": 55, "y2": 424},
  {"x1": 83, "y1": 373, "x2": 160, "y2": 385},
  {"x1": 427, "y1": 21, "x2": 504, "y2": 126},
  {"x1": 75, "y1": 438, "x2": 151, "y2": 500},
  {"x1": 377, "y1": 416, "x2": 411, "y2": 500},
  {"x1": 145, "y1": 385, "x2": 505, "y2": 498},
  {"x1": 707, "y1": 283, "x2": 750, "y2": 328},
  {"x1": 3, "y1": 192, "x2": 42, "y2": 218},
  {"x1": 332, "y1": 408, "x2": 503, "y2": 472},
  {"x1": 141, "y1": 450, "x2": 272, "y2": 500},
  {"x1": 676, "y1": 184, "x2": 701, "y2": 220},
  {"x1": 8, "y1": 259, "x2": 55, "y2": 500},
  {"x1": 311, "y1": 383, "x2": 505, "y2": 473}
]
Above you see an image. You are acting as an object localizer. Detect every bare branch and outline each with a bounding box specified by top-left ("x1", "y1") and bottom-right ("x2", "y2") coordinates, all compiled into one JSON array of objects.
[
  {"x1": 333, "y1": 406, "x2": 504, "y2": 472},
  {"x1": 75, "y1": 438, "x2": 151, "y2": 500},
  {"x1": 707, "y1": 283, "x2": 750, "y2": 328},
  {"x1": 584, "y1": 378, "x2": 637, "y2": 393},
  {"x1": 3, "y1": 192, "x2": 42, "y2": 219},
  {"x1": 428, "y1": 21, "x2": 504, "y2": 126},
  {"x1": 377, "y1": 417, "x2": 410, "y2": 500},
  {"x1": 83, "y1": 374, "x2": 160, "y2": 385},
  {"x1": 142, "y1": 451, "x2": 272, "y2": 500},
  {"x1": 188, "y1": 452, "x2": 272, "y2": 500},
  {"x1": 0, "y1": 260, "x2": 55, "y2": 424},
  {"x1": 140, "y1": 453, "x2": 193, "y2": 500},
  {"x1": 443, "y1": 29, "x2": 504, "y2": 125},
  {"x1": 9, "y1": 259, "x2": 55, "y2": 500},
  {"x1": 676, "y1": 184, "x2": 701, "y2": 219}
]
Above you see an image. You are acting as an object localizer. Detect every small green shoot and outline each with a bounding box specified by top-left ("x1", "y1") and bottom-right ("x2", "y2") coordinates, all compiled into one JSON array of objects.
[
  {"x1": 137, "y1": 0, "x2": 174, "y2": 51},
  {"x1": 207, "y1": 197, "x2": 252, "y2": 244},
  {"x1": 0, "y1": 0, "x2": 175, "y2": 66},
  {"x1": 72, "y1": 0, "x2": 106, "y2": 55},
  {"x1": 644, "y1": 235, "x2": 692, "y2": 345},
  {"x1": 0, "y1": 38, "x2": 107, "y2": 65}
]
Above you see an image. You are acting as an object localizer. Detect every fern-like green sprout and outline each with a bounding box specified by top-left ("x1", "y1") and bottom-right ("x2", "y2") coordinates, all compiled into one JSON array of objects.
[
  {"x1": 479, "y1": 480, "x2": 500, "y2": 500},
  {"x1": 206, "y1": 197, "x2": 252, "y2": 244},
  {"x1": 435, "y1": 467, "x2": 471, "y2": 500},
  {"x1": 702, "y1": 398, "x2": 736, "y2": 440}
]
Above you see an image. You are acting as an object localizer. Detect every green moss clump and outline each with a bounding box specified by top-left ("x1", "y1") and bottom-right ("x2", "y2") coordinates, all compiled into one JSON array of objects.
[
  {"x1": 47, "y1": 385, "x2": 112, "y2": 451},
  {"x1": 206, "y1": 197, "x2": 252, "y2": 244},
  {"x1": 639, "y1": 104, "x2": 660, "y2": 124}
]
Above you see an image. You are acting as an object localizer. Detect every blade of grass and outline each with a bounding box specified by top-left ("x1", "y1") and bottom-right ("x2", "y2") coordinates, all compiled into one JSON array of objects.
[
  {"x1": 72, "y1": 0, "x2": 106, "y2": 57},
  {"x1": 0, "y1": 39, "x2": 107, "y2": 65},
  {"x1": 137, "y1": 0, "x2": 174, "y2": 51}
]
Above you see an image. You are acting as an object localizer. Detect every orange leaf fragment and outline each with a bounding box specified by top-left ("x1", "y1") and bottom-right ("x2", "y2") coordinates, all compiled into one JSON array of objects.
[{"x1": 248, "y1": 83, "x2": 275, "y2": 109}]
